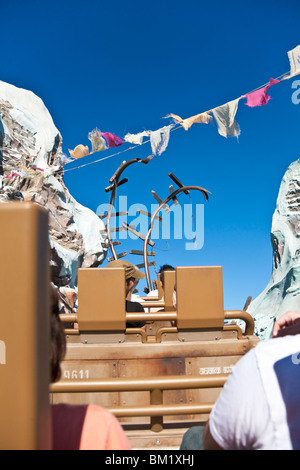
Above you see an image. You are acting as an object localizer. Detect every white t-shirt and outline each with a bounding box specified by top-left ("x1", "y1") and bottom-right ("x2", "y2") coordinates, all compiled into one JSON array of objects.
[{"x1": 209, "y1": 334, "x2": 300, "y2": 450}]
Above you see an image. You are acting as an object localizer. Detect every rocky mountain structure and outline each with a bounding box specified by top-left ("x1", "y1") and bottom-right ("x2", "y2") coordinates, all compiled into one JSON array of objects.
[
  {"x1": 248, "y1": 158, "x2": 300, "y2": 339},
  {"x1": 0, "y1": 81, "x2": 107, "y2": 312}
]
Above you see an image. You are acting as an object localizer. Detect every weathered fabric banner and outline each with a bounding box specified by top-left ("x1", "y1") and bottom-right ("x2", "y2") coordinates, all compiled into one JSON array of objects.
[
  {"x1": 287, "y1": 45, "x2": 300, "y2": 78},
  {"x1": 150, "y1": 125, "x2": 173, "y2": 156},
  {"x1": 124, "y1": 130, "x2": 151, "y2": 145},
  {"x1": 88, "y1": 129, "x2": 108, "y2": 153},
  {"x1": 68, "y1": 144, "x2": 90, "y2": 159},
  {"x1": 167, "y1": 112, "x2": 212, "y2": 130},
  {"x1": 212, "y1": 98, "x2": 241, "y2": 138},
  {"x1": 245, "y1": 78, "x2": 280, "y2": 108},
  {"x1": 101, "y1": 132, "x2": 124, "y2": 148}
]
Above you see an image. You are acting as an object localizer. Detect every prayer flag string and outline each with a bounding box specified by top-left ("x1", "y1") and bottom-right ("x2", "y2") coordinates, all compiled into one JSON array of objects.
[{"x1": 59, "y1": 45, "x2": 300, "y2": 175}]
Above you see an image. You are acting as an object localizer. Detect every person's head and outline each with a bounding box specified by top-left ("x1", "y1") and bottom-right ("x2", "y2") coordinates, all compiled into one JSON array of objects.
[
  {"x1": 158, "y1": 264, "x2": 175, "y2": 289},
  {"x1": 107, "y1": 260, "x2": 145, "y2": 296},
  {"x1": 50, "y1": 284, "x2": 66, "y2": 383}
]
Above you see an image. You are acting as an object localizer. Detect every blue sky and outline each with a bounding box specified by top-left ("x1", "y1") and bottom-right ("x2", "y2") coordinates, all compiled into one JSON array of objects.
[{"x1": 2, "y1": 0, "x2": 300, "y2": 309}]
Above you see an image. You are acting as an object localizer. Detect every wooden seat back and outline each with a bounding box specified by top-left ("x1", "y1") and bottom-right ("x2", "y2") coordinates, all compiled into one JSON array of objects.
[
  {"x1": 0, "y1": 202, "x2": 51, "y2": 450},
  {"x1": 77, "y1": 267, "x2": 126, "y2": 331},
  {"x1": 176, "y1": 266, "x2": 224, "y2": 329}
]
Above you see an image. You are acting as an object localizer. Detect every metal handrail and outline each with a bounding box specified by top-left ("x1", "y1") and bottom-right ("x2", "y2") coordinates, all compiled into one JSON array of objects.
[
  {"x1": 224, "y1": 310, "x2": 254, "y2": 336},
  {"x1": 50, "y1": 373, "x2": 227, "y2": 393},
  {"x1": 60, "y1": 314, "x2": 77, "y2": 323},
  {"x1": 59, "y1": 311, "x2": 176, "y2": 324},
  {"x1": 50, "y1": 373, "x2": 227, "y2": 432},
  {"x1": 109, "y1": 403, "x2": 214, "y2": 418},
  {"x1": 126, "y1": 312, "x2": 177, "y2": 323},
  {"x1": 59, "y1": 310, "x2": 254, "y2": 336}
]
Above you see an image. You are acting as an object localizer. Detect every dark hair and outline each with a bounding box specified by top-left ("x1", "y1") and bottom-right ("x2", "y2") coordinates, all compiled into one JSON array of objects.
[
  {"x1": 158, "y1": 264, "x2": 175, "y2": 286},
  {"x1": 50, "y1": 284, "x2": 66, "y2": 383}
]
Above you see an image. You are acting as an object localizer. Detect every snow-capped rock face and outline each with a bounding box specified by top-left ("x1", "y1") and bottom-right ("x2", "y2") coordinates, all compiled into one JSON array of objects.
[
  {"x1": 248, "y1": 158, "x2": 300, "y2": 339},
  {"x1": 0, "y1": 81, "x2": 61, "y2": 171},
  {"x1": 0, "y1": 81, "x2": 107, "y2": 312}
]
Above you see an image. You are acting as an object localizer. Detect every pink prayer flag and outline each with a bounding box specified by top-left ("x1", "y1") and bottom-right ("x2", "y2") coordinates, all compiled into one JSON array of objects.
[
  {"x1": 245, "y1": 78, "x2": 280, "y2": 108},
  {"x1": 101, "y1": 132, "x2": 124, "y2": 148}
]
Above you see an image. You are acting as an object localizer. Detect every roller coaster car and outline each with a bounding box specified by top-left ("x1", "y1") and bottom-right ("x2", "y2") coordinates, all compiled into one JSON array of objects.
[
  {"x1": 0, "y1": 202, "x2": 259, "y2": 450},
  {"x1": 52, "y1": 265, "x2": 259, "y2": 449}
]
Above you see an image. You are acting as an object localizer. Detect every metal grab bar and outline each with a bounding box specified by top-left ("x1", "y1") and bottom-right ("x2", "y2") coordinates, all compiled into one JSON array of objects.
[
  {"x1": 60, "y1": 314, "x2": 77, "y2": 323},
  {"x1": 224, "y1": 310, "x2": 254, "y2": 336},
  {"x1": 126, "y1": 312, "x2": 177, "y2": 323},
  {"x1": 50, "y1": 374, "x2": 227, "y2": 432},
  {"x1": 125, "y1": 328, "x2": 148, "y2": 342},
  {"x1": 136, "y1": 301, "x2": 165, "y2": 308},
  {"x1": 59, "y1": 311, "x2": 176, "y2": 324},
  {"x1": 223, "y1": 324, "x2": 243, "y2": 339},
  {"x1": 59, "y1": 310, "x2": 255, "y2": 336},
  {"x1": 50, "y1": 373, "x2": 227, "y2": 393},
  {"x1": 109, "y1": 403, "x2": 214, "y2": 418}
]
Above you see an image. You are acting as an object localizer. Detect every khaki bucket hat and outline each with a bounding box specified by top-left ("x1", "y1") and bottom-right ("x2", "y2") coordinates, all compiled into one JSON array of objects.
[{"x1": 107, "y1": 260, "x2": 145, "y2": 280}]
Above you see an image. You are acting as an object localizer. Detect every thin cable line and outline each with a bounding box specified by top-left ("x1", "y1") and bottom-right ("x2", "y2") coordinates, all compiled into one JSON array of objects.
[
  {"x1": 61, "y1": 124, "x2": 183, "y2": 174},
  {"x1": 46, "y1": 70, "x2": 292, "y2": 176}
]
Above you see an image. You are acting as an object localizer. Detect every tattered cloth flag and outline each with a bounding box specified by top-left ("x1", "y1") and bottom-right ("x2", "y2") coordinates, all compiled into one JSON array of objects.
[
  {"x1": 287, "y1": 45, "x2": 300, "y2": 79},
  {"x1": 212, "y1": 98, "x2": 241, "y2": 138},
  {"x1": 125, "y1": 126, "x2": 172, "y2": 156},
  {"x1": 56, "y1": 152, "x2": 74, "y2": 166},
  {"x1": 68, "y1": 144, "x2": 90, "y2": 159},
  {"x1": 101, "y1": 132, "x2": 124, "y2": 148},
  {"x1": 124, "y1": 131, "x2": 151, "y2": 145},
  {"x1": 150, "y1": 124, "x2": 173, "y2": 156},
  {"x1": 167, "y1": 112, "x2": 212, "y2": 130},
  {"x1": 245, "y1": 78, "x2": 280, "y2": 107},
  {"x1": 88, "y1": 129, "x2": 108, "y2": 153}
]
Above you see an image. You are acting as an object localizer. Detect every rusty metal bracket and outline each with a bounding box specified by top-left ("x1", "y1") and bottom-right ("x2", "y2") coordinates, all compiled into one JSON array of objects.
[
  {"x1": 104, "y1": 159, "x2": 211, "y2": 293},
  {"x1": 143, "y1": 184, "x2": 211, "y2": 291},
  {"x1": 105, "y1": 156, "x2": 153, "y2": 260}
]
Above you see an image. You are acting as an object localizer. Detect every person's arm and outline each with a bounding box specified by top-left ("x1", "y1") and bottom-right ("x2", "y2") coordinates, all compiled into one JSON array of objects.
[
  {"x1": 203, "y1": 421, "x2": 223, "y2": 450},
  {"x1": 272, "y1": 311, "x2": 300, "y2": 337},
  {"x1": 202, "y1": 348, "x2": 268, "y2": 450}
]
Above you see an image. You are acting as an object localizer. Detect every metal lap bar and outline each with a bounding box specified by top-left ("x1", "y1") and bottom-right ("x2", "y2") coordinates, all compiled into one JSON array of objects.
[
  {"x1": 126, "y1": 312, "x2": 176, "y2": 323},
  {"x1": 59, "y1": 310, "x2": 176, "y2": 324},
  {"x1": 50, "y1": 374, "x2": 227, "y2": 432},
  {"x1": 60, "y1": 309, "x2": 255, "y2": 339},
  {"x1": 60, "y1": 311, "x2": 254, "y2": 333}
]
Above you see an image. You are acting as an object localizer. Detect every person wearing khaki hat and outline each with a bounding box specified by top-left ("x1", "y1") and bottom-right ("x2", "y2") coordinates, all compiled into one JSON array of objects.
[{"x1": 106, "y1": 260, "x2": 146, "y2": 328}]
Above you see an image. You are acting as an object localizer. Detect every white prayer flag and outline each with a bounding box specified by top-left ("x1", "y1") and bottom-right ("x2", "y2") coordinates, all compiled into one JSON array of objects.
[
  {"x1": 287, "y1": 45, "x2": 300, "y2": 78},
  {"x1": 124, "y1": 131, "x2": 150, "y2": 145},
  {"x1": 150, "y1": 125, "x2": 174, "y2": 156},
  {"x1": 212, "y1": 98, "x2": 241, "y2": 139}
]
